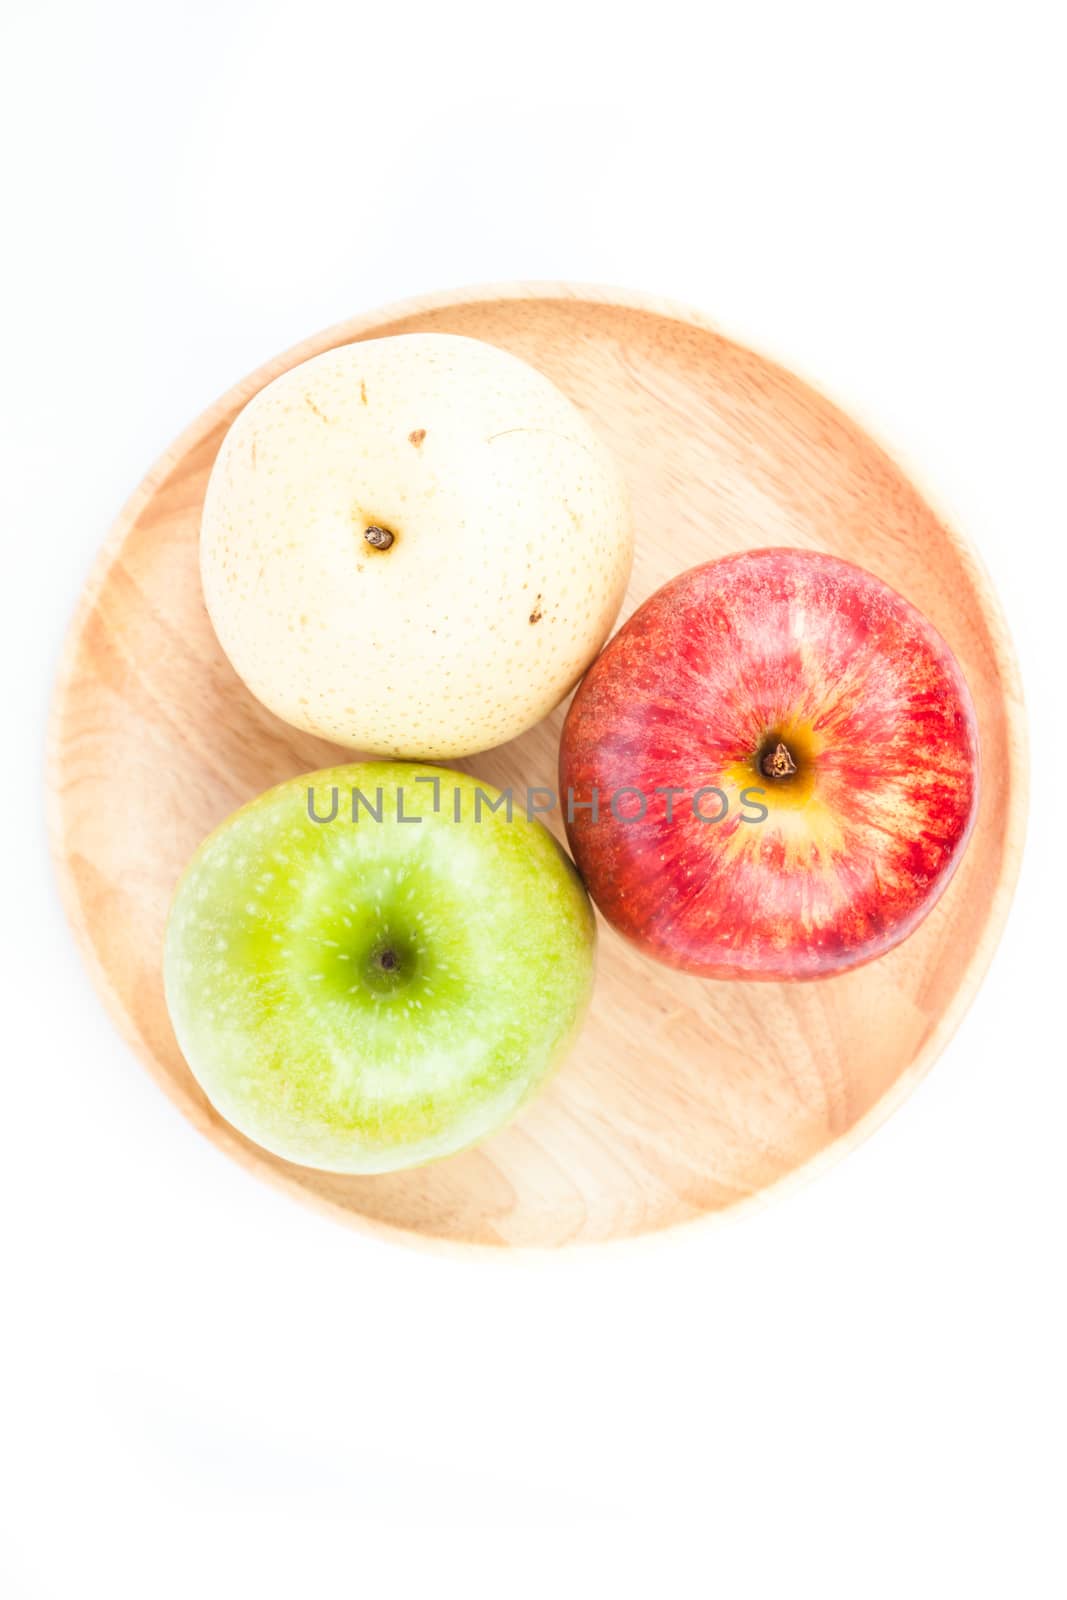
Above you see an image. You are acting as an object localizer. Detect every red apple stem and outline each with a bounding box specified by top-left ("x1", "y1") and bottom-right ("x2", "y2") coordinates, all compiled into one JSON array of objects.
[{"x1": 761, "y1": 741, "x2": 798, "y2": 780}]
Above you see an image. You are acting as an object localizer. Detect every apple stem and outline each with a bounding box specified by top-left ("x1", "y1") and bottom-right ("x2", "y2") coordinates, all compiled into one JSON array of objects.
[
  {"x1": 761, "y1": 741, "x2": 798, "y2": 780},
  {"x1": 364, "y1": 524, "x2": 395, "y2": 551}
]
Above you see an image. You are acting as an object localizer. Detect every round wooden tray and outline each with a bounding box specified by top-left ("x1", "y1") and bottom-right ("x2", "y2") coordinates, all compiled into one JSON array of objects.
[{"x1": 47, "y1": 284, "x2": 1027, "y2": 1249}]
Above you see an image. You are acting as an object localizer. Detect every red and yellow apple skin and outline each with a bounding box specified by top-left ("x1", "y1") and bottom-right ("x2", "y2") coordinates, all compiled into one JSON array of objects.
[{"x1": 559, "y1": 549, "x2": 980, "y2": 981}]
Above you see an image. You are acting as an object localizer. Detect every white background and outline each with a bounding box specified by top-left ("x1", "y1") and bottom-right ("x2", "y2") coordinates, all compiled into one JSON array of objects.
[{"x1": 2, "y1": 2, "x2": 1064, "y2": 1595}]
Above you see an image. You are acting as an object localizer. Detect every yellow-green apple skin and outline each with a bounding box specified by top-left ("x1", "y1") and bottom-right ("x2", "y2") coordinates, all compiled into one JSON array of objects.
[
  {"x1": 163, "y1": 765, "x2": 596, "y2": 1173},
  {"x1": 200, "y1": 333, "x2": 633, "y2": 758}
]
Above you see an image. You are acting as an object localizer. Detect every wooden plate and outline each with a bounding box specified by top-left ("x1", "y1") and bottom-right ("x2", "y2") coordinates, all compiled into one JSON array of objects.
[{"x1": 47, "y1": 284, "x2": 1027, "y2": 1249}]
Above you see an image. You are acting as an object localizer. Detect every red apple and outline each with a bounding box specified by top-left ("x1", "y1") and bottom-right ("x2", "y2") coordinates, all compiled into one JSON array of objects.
[{"x1": 559, "y1": 548, "x2": 979, "y2": 980}]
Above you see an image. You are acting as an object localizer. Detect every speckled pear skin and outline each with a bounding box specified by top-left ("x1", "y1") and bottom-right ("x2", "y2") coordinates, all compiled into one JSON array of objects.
[
  {"x1": 200, "y1": 333, "x2": 633, "y2": 758},
  {"x1": 163, "y1": 764, "x2": 597, "y2": 1174}
]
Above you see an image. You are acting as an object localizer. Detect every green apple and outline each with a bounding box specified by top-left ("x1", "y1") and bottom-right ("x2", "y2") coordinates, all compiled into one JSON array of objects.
[{"x1": 164, "y1": 763, "x2": 595, "y2": 1173}]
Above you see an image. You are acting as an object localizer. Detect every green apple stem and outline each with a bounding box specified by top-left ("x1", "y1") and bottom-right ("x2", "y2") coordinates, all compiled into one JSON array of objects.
[{"x1": 364, "y1": 938, "x2": 413, "y2": 994}]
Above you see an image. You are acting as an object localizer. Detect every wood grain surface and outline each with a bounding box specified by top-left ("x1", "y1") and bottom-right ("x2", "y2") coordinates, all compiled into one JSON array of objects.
[{"x1": 46, "y1": 284, "x2": 1028, "y2": 1249}]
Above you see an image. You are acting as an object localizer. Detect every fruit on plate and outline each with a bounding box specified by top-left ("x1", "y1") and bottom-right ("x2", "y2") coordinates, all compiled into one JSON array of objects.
[
  {"x1": 200, "y1": 333, "x2": 632, "y2": 759},
  {"x1": 559, "y1": 548, "x2": 979, "y2": 980},
  {"x1": 164, "y1": 763, "x2": 596, "y2": 1172}
]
